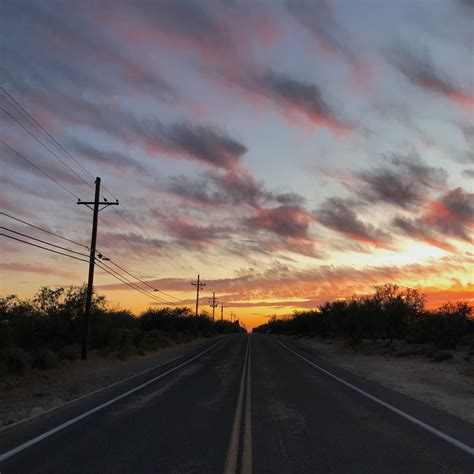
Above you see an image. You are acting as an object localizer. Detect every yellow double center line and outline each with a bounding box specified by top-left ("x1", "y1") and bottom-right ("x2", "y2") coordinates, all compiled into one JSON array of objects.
[{"x1": 224, "y1": 335, "x2": 252, "y2": 474}]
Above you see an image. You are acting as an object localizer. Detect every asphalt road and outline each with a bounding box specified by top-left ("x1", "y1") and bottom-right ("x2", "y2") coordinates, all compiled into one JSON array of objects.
[{"x1": 0, "y1": 334, "x2": 473, "y2": 473}]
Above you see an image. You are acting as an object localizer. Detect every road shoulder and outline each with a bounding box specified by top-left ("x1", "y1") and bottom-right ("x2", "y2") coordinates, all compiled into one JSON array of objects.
[{"x1": 282, "y1": 336, "x2": 474, "y2": 425}]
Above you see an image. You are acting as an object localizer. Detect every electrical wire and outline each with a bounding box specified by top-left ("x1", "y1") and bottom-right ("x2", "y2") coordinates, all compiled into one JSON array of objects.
[
  {"x1": 0, "y1": 211, "x2": 89, "y2": 249},
  {"x1": 1, "y1": 233, "x2": 89, "y2": 263},
  {"x1": 1, "y1": 140, "x2": 81, "y2": 200},
  {"x1": 95, "y1": 260, "x2": 180, "y2": 306},
  {"x1": 101, "y1": 255, "x2": 183, "y2": 301},
  {"x1": 0, "y1": 87, "x2": 95, "y2": 183},
  {"x1": 1, "y1": 227, "x2": 90, "y2": 258},
  {"x1": 1, "y1": 88, "x2": 194, "y2": 279},
  {"x1": 0, "y1": 106, "x2": 94, "y2": 190},
  {"x1": 2, "y1": 230, "x2": 183, "y2": 307}
]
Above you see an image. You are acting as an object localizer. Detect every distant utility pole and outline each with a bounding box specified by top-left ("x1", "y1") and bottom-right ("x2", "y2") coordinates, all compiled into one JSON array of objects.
[
  {"x1": 220, "y1": 302, "x2": 224, "y2": 321},
  {"x1": 208, "y1": 292, "x2": 219, "y2": 321},
  {"x1": 77, "y1": 177, "x2": 118, "y2": 361},
  {"x1": 191, "y1": 274, "x2": 206, "y2": 318}
]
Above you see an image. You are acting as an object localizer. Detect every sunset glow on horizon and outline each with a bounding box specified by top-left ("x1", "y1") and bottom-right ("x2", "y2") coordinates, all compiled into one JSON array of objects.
[{"x1": 1, "y1": 0, "x2": 473, "y2": 330}]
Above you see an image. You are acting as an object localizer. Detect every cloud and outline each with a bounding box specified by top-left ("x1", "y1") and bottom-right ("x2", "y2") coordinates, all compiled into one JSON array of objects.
[
  {"x1": 9, "y1": 91, "x2": 247, "y2": 171},
  {"x1": 166, "y1": 170, "x2": 305, "y2": 208},
  {"x1": 158, "y1": 124, "x2": 247, "y2": 170},
  {"x1": 462, "y1": 169, "x2": 474, "y2": 178},
  {"x1": 105, "y1": 0, "x2": 282, "y2": 68},
  {"x1": 234, "y1": 69, "x2": 354, "y2": 133},
  {"x1": 425, "y1": 187, "x2": 474, "y2": 241},
  {"x1": 163, "y1": 217, "x2": 232, "y2": 248},
  {"x1": 390, "y1": 47, "x2": 474, "y2": 111},
  {"x1": 1, "y1": 1, "x2": 176, "y2": 103},
  {"x1": 68, "y1": 140, "x2": 147, "y2": 176},
  {"x1": 357, "y1": 153, "x2": 447, "y2": 208},
  {"x1": 245, "y1": 205, "x2": 313, "y2": 239},
  {"x1": 286, "y1": 0, "x2": 374, "y2": 91},
  {"x1": 316, "y1": 198, "x2": 392, "y2": 248},
  {"x1": 97, "y1": 259, "x2": 471, "y2": 309},
  {"x1": 287, "y1": 0, "x2": 354, "y2": 60},
  {"x1": 391, "y1": 216, "x2": 454, "y2": 252},
  {"x1": 0, "y1": 262, "x2": 78, "y2": 279},
  {"x1": 393, "y1": 186, "x2": 474, "y2": 248}
]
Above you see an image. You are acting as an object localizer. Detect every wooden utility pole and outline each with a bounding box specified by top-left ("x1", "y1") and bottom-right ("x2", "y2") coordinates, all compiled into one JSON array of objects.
[
  {"x1": 77, "y1": 177, "x2": 118, "y2": 360},
  {"x1": 220, "y1": 302, "x2": 224, "y2": 321},
  {"x1": 191, "y1": 274, "x2": 206, "y2": 318},
  {"x1": 209, "y1": 292, "x2": 219, "y2": 321}
]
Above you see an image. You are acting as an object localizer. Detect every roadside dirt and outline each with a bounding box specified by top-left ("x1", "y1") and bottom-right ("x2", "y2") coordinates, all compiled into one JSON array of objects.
[
  {"x1": 290, "y1": 337, "x2": 474, "y2": 424},
  {"x1": 0, "y1": 337, "x2": 215, "y2": 430}
]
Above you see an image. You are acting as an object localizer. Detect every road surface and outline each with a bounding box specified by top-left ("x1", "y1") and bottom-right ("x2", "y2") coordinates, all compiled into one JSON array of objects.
[{"x1": 0, "y1": 334, "x2": 473, "y2": 473}]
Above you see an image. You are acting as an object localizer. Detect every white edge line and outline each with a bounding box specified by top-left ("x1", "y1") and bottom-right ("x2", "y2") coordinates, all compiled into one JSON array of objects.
[
  {"x1": 278, "y1": 340, "x2": 474, "y2": 458},
  {"x1": 0, "y1": 336, "x2": 227, "y2": 433},
  {"x1": 0, "y1": 339, "x2": 223, "y2": 463}
]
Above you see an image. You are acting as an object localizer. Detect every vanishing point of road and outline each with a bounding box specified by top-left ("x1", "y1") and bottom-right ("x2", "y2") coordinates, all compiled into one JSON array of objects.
[{"x1": 0, "y1": 334, "x2": 473, "y2": 473}]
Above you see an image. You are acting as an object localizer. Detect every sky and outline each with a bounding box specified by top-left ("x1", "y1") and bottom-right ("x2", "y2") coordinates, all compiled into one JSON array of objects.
[{"x1": 1, "y1": 0, "x2": 473, "y2": 330}]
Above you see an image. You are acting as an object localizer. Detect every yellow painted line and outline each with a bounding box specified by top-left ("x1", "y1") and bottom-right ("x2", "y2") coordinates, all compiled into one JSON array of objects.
[
  {"x1": 242, "y1": 336, "x2": 252, "y2": 474},
  {"x1": 224, "y1": 335, "x2": 250, "y2": 474}
]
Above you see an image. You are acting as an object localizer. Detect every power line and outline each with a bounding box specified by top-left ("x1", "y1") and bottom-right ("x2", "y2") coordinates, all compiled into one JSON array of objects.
[
  {"x1": 0, "y1": 105, "x2": 94, "y2": 190},
  {"x1": 1, "y1": 140, "x2": 81, "y2": 200},
  {"x1": 0, "y1": 211, "x2": 89, "y2": 249},
  {"x1": 0, "y1": 89, "x2": 193, "y2": 279},
  {"x1": 0, "y1": 87, "x2": 95, "y2": 183},
  {"x1": 1, "y1": 227, "x2": 90, "y2": 258},
  {"x1": 1, "y1": 228, "x2": 180, "y2": 307},
  {"x1": 102, "y1": 254, "x2": 183, "y2": 301},
  {"x1": 95, "y1": 260, "x2": 179, "y2": 306},
  {"x1": 104, "y1": 257, "x2": 159, "y2": 292},
  {"x1": 1, "y1": 233, "x2": 89, "y2": 263}
]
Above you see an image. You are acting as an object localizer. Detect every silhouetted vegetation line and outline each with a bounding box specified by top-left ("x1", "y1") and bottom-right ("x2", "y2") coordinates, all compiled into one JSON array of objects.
[
  {"x1": 0, "y1": 285, "x2": 245, "y2": 376},
  {"x1": 253, "y1": 284, "x2": 473, "y2": 354}
]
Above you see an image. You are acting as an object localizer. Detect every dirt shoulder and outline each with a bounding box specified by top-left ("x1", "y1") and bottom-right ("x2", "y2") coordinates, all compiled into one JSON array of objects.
[
  {"x1": 0, "y1": 337, "x2": 217, "y2": 430},
  {"x1": 288, "y1": 336, "x2": 474, "y2": 424}
]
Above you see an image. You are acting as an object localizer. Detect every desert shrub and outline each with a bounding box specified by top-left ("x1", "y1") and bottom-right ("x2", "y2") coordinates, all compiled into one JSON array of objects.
[
  {"x1": 0, "y1": 286, "x2": 244, "y2": 371},
  {"x1": 117, "y1": 345, "x2": 134, "y2": 360},
  {"x1": 432, "y1": 351, "x2": 453, "y2": 362},
  {"x1": 33, "y1": 349, "x2": 59, "y2": 370},
  {"x1": 60, "y1": 343, "x2": 81, "y2": 361},
  {"x1": 0, "y1": 347, "x2": 30, "y2": 375},
  {"x1": 253, "y1": 286, "x2": 472, "y2": 350},
  {"x1": 144, "y1": 330, "x2": 174, "y2": 351},
  {"x1": 393, "y1": 346, "x2": 424, "y2": 357}
]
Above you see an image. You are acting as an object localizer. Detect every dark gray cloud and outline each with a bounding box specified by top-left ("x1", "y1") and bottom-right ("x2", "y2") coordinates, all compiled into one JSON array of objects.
[
  {"x1": 167, "y1": 171, "x2": 305, "y2": 208},
  {"x1": 357, "y1": 154, "x2": 447, "y2": 208},
  {"x1": 109, "y1": 0, "x2": 231, "y2": 54},
  {"x1": 462, "y1": 169, "x2": 474, "y2": 178},
  {"x1": 393, "y1": 187, "x2": 474, "y2": 249},
  {"x1": 390, "y1": 47, "x2": 473, "y2": 109},
  {"x1": 316, "y1": 198, "x2": 392, "y2": 247},
  {"x1": 244, "y1": 205, "x2": 312, "y2": 240},
  {"x1": 239, "y1": 69, "x2": 352, "y2": 133},
  {"x1": 430, "y1": 187, "x2": 474, "y2": 240},
  {"x1": 68, "y1": 140, "x2": 147, "y2": 176},
  {"x1": 1, "y1": 1, "x2": 176, "y2": 103},
  {"x1": 163, "y1": 124, "x2": 247, "y2": 170},
  {"x1": 391, "y1": 216, "x2": 453, "y2": 251},
  {"x1": 286, "y1": 0, "x2": 354, "y2": 61},
  {"x1": 5, "y1": 91, "x2": 247, "y2": 170}
]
